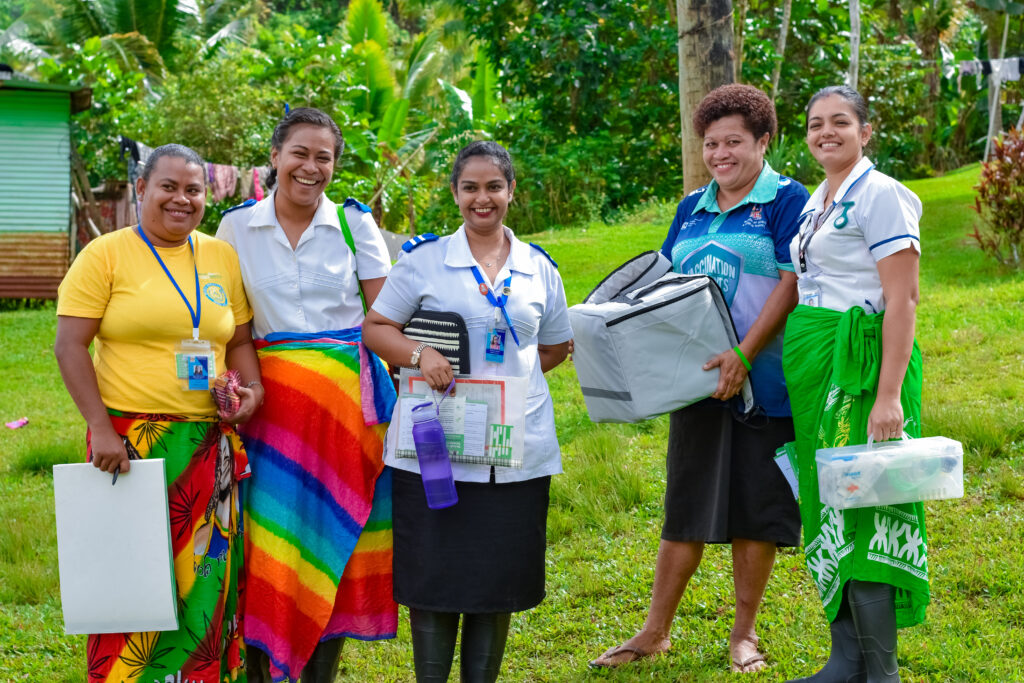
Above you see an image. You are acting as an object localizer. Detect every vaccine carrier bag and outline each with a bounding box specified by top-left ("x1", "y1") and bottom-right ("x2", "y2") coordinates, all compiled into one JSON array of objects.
[
  {"x1": 569, "y1": 251, "x2": 752, "y2": 423},
  {"x1": 816, "y1": 435, "x2": 964, "y2": 510}
]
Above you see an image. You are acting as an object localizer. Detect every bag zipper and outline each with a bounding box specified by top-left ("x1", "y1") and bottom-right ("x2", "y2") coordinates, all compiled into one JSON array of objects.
[{"x1": 606, "y1": 281, "x2": 709, "y2": 326}]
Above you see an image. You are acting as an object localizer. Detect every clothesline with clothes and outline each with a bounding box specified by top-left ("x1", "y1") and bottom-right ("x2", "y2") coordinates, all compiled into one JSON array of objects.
[
  {"x1": 119, "y1": 136, "x2": 273, "y2": 203},
  {"x1": 958, "y1": 56, "x2": 1024, "y2": 88},
  {"x1": 958, "y1": 57, "x2": 1024, "y2": 159}
]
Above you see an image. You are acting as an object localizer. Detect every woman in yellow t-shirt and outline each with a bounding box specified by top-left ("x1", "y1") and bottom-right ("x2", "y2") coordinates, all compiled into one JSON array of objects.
[{"x1": 54, "y1": 144, "x2": 262, "y2": 682}]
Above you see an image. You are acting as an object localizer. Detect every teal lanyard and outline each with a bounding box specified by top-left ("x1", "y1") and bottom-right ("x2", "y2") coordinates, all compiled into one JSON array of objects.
[
  {"x1": 470, "y1": 266, "x2": 520, "y2": 347},
  {"x1": 136, "y1": 225, "x2": 202, "y2": 339}
]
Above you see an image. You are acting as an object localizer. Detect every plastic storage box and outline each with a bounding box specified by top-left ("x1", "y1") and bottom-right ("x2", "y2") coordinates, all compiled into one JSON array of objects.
[{"x1": 816, "y1": 436, "x2": 964, "y2": 510}]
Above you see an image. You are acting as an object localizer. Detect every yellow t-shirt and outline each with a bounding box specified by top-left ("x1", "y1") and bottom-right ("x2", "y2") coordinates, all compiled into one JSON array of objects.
[{"x1": 57, "y1": 227, "x2": 253, "y2": 416}]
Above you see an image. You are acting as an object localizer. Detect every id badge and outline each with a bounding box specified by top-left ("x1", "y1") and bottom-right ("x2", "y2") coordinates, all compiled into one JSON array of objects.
[
  {"x1": 484, "y1": 327, "x2": 506, "y2": 363},
  {"x1": 798, "y1": 277, "x2": 822, "y2": 308},
  {"x1": 175, "y1": 339, "x2": 215, "y2": 391}
]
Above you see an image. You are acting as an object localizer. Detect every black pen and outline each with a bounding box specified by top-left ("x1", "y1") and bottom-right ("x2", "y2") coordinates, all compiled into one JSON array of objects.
[{"x1": 112, "y1": 469, "x2": 119, "y2": 486}]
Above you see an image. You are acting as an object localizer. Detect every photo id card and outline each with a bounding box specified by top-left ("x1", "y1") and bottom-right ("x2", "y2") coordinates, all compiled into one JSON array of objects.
[
  {"x1": 484, "y1": 327, "x2": 506, "y2": 364},
  {"x1": 175, "y1": 339, "x2": 214, "y2": 391},
  {"x1": 798, "y1": 277, "x2": 822, "y2": 308}
]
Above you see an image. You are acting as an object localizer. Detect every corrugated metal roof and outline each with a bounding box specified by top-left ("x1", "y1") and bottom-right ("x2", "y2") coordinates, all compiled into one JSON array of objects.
[{"x1": 0, "y1": 90, "x2": 72, "y2": 234}]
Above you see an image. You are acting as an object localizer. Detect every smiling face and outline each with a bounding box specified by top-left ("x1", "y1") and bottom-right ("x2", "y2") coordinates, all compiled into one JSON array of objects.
[
  {"x1": 135, "y1": 156, "x2": 206, "y2": 247},
  {"x1": 806, "y1": 94, "x2": 872, "y2": 176},
  {"x1": 450, "y1": 156, "x2": 516, "y2": 235},
  {"x1": 701, "y1": 114, "x2": 769, "y2": 199},
  {"x1": 271, "y1": 123, "x2": 337, "y2": 209}
]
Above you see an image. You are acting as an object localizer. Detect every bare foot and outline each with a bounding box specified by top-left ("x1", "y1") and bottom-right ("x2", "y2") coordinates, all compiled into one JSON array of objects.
[
  {"x1": 589, "y1": 633, "x2": 671, "y2": 669},
  {"x1": 729, "y1": 633, "x2": 767, "y2": 673}
]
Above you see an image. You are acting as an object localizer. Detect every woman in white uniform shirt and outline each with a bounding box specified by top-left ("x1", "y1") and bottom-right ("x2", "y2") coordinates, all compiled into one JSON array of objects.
[
  {"x1": 217, "y1": 107, "x2": 395, "y2": 683},
  {"x1": 363, "y1": 141, "x2": 572, "y2": 683},
  {"x1": 783, "y1": 86, "x2": 928, "y2": 683}
]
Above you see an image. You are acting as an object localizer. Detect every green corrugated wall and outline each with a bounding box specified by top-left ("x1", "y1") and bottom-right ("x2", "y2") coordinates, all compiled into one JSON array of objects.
[{"x1": 0, "y1": 90, "x2": 72, "y2": 233}]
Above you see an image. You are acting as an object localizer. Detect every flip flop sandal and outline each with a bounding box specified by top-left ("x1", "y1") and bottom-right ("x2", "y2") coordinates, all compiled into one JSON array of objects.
[
  {"x1": 731, "y1": 651, "x2": 767, "y2": 673},
  {"x1": 588, "y1": 644, "x2": 655, "y2": 669}
]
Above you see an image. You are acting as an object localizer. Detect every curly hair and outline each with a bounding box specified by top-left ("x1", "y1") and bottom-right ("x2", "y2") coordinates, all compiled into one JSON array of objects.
[{"x1": 692, "y1": 84, "x2": 777, "y2": 141}]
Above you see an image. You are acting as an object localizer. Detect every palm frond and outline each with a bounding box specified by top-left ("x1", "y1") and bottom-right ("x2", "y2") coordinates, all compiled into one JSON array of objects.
[{"x1": 347, "y1": 0, "x2": 388, "y2": 48}]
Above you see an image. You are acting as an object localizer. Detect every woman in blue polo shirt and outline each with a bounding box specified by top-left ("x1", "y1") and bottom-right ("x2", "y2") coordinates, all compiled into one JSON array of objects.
[{"x1": 591, "y1": 84, "x2": 808, "y2": 673}]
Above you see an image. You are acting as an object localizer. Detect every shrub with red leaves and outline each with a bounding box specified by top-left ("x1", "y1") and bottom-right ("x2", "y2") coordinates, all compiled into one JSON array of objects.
[{"x1": 972, "y1": 127, "x2": 1024, "y2": 269}]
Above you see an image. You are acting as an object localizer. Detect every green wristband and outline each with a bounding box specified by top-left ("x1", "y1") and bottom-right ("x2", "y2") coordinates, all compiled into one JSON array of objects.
[{"x1": 733, "y1": 346, "x2": 752, "y2": 372}]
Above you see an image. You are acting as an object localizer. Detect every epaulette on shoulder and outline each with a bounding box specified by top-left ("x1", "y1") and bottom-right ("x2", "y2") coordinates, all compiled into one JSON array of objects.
[
  {"x1": 529, "y1": 242, "x2": 558, "y2": 269},
  {"x1": 343, "y1": 197, "x2": 372, "y2": 213},
  {"x1": 401, "y1": 233, "x2": 439, "y2": 253},
  {"x1": 220, "y1": 198, "x2": 257, "y2": 216}
]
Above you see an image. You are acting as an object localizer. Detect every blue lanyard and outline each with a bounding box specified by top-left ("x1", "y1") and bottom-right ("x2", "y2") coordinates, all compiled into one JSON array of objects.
[
  {"x1": 470, "y1": 266, "x2": 520, "y2": 347},
  {"x1": 136, "y1": 225, "x2": 202, "y2": 339}
]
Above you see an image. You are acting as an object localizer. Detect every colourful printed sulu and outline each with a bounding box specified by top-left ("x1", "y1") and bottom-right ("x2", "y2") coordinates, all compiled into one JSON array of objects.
[
  {"x1": 85, "y1": 411, "x2": 249, "y2": 683},
  {"x1": 237, "y1": 334, "x2": 397, "y2": 681}
]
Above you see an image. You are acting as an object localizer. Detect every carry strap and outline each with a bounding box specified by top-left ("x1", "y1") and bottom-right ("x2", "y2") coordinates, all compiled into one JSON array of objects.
[{"x1": 337, "y1": 204, "x2": 367, "y2": 315}]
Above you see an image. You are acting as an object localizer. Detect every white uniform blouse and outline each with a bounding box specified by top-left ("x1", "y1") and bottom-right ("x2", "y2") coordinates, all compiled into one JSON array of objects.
[
  {"x1": 790, "y1": 156, "x2": 922, "y2": 313},
  {"x1": 216, "y1": 193, "x2": 391, "y2": 338},
  {"x1": 371, "y1": 225, "x2": 574, "y2": 484}
]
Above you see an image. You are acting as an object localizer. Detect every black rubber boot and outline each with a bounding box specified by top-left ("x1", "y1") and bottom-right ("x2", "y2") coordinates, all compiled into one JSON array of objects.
[
  {"x1": 299, "y1": 637, "x2": 345, "y2": 682},
  {"x1": 409, "y1": 608, "x2": 460, "y2": 683},
  {"x1": 787, "y1": 596, "x2": 866, "y2": 682},
  {"x1": 848, "y1": 580, "x2": 900, "y2": 682},
  {"x1": 245, "y1": 647, "x2": 273, "y2": 683},
  {"x1": 459, "y1": 612, "x2": 511, "y2": 683}
]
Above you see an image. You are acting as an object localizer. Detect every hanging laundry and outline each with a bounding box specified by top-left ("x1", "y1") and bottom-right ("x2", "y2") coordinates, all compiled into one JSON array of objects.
[
  {"x1": 1001, "y1": 57, "x2": 1020, "y2": 83},
  {"x1": 253, "y1": 165, "x2": 272, "y2": 201},
  {"x1": 237, "y1": 169, "x2": 254, "y2": 200},
  {"x1": 210, "y1": 164, "x2": 239, "y2": 202}
]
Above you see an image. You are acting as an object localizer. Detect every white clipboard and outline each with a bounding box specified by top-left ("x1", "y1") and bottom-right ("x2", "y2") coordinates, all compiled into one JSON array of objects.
[
  {"x1": 394, "y1": 369, "x2": 528, "y2": 467},
  {"x1": 53, "y1": 459, "x2": 178, "y2": 634}
]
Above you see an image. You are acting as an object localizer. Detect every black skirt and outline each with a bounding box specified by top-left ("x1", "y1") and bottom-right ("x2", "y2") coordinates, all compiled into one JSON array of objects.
[
  {"x1": 662, "y1": 401, "x2": 800, "y2": 546},
  {"x1": 391, "y1": 466, "x2": 550, "y2": 613}
]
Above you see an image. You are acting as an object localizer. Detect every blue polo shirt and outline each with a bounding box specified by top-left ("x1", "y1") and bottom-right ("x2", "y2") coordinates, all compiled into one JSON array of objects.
[{"x1": 660, "y1": 162, "x2": 808, "y2": 416}]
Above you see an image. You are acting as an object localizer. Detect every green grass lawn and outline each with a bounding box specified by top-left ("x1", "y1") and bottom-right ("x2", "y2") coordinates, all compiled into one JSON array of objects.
[{"x1": 2, "y1": 165, "x2": 1023, "y2": 682}]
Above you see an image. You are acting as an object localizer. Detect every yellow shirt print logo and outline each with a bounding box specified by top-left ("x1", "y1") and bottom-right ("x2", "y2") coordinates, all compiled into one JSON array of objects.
[{"x1": 203, "y1": 282, "x2": 228, "y2": 306}]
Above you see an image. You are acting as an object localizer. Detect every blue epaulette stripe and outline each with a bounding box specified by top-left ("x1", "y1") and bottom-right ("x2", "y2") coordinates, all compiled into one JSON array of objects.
[
  {"x1": 529, "y1": 242, "x2": 558, "y2": 268},
  {"x1": 220, "y1": 198, "x2": 257, "y2": 216},
  {"x1": 401, "y1": 233, "x2": 439, "y2": 253},
  {"x1": 868, "y1": 234, "x2": 919, "y2": 251},
  {"x1": 343, "y1": 197, "x2": 372, "y2": 213}
]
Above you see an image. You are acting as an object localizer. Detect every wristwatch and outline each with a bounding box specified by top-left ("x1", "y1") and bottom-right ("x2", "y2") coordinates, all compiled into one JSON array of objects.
[{"x1": 410, "y1": 342, "x2": 429, "y2": 368}]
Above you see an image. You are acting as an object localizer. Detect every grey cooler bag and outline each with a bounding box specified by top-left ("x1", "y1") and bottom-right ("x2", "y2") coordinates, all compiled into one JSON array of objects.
[{"x1": 569, "y1": 251, "x2": 753, "y2": 423}]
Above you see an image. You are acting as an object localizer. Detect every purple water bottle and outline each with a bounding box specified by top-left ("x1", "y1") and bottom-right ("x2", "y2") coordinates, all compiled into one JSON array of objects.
[{"x1": 411, "y1": 400, "x2": 458, "y2": 509}]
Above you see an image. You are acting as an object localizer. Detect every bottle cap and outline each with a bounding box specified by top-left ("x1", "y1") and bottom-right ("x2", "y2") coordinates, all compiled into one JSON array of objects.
[{"x1": 410, "y1": 401, "x2": 438, "y2": 423}]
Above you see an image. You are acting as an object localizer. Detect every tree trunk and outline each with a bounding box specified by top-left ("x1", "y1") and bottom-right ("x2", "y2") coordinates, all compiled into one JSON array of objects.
[
  {"x1": 849, "y1": 0, "x2": 861, "y2": 90},
  {"x1": 733, "y1": 0, "x2": 748, "y2": 83},
  {"x1": 770, "y1": 0, "x2": 792, "y2": 103},
  {"x1": 984, "y1": 12, "x2": 1010, "y2": 160},
  {"x1": 677, "y1": 0, "x2": 735, "y2": 193}
]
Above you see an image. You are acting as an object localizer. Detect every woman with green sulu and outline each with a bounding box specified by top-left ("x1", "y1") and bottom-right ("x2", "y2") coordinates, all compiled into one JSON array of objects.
[{"x1": 784, "y1": 85, "x2": 928, "y2": 683}]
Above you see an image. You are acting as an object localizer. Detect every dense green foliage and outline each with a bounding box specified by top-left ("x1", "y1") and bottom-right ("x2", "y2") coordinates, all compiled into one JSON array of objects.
[{"x1": 1, "y1": 0, "x2": 1023, "y2": 235}]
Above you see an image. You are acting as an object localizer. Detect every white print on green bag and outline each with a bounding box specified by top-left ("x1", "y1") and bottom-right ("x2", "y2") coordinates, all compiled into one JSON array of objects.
[{"x1": 488, "y1": 424, "x2": 514, "y2": 460}]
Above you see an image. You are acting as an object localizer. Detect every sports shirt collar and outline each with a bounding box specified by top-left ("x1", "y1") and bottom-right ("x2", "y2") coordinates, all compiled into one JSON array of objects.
[{"x1": 693, "y1": 161, "x2": 780, "y2": 215}]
